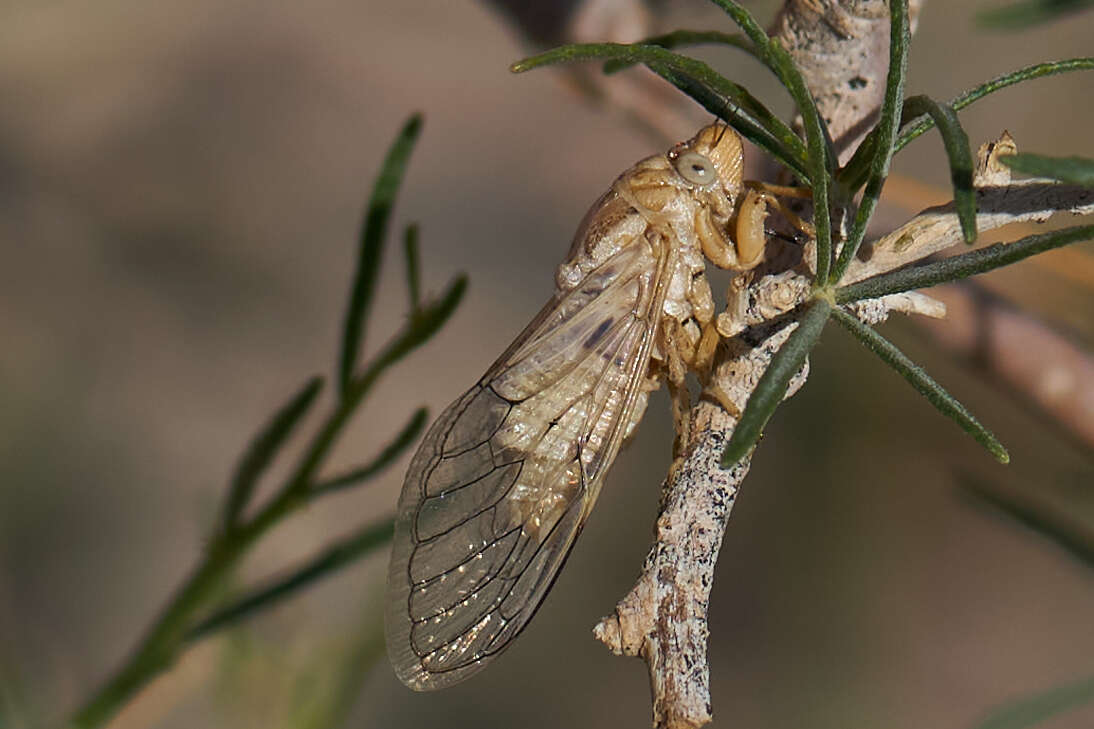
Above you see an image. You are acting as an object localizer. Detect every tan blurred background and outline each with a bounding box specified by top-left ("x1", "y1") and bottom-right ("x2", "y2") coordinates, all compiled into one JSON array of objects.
[{"x1": 0, "y1": 1, "x2": 1092, "y2": 728}]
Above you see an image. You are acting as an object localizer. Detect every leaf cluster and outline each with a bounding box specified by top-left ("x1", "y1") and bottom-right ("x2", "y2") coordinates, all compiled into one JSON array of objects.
[
  {"x1": 511, "y1": 0, "x2": 1093, "y2": 471},
  {"x1": 69, "y1": 115, "x2": 465, "y2": 728}
]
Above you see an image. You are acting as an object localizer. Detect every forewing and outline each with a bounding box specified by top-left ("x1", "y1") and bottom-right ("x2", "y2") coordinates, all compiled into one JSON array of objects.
[{"x1": 386, "y1": 236, "x2": 665, "y2": 690}]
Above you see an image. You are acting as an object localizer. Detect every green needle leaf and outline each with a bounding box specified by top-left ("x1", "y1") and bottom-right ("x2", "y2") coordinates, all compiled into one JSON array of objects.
[
  {"x1": 344, "y1": 274, "x2": 468, "y2": 405},
  {"x1": 835, "y1": 224, "x2": 1094, "y2": 303},
  {"x1": 836, "y1": 131, "x2": 878, "y2": 193},
  {"x1": 511, "y1": 43, "x2": 810, "y2": 180},
  {"x1": 373, "y1": 275, "x2": 468, "y2": 376},
  {"x1": 842, "y1": 59, "x2": 1094, "y2": 192},
  {"x1": 841, "y1": 59, "x2": 1094, "y2": 193},
  {"x1": 973, "y1": 673, "x2": 1094, "y2": 729},
  {"x1": 339, "y1": 113, "x2": 423, "y2": 398},
  {"x1": 648, "y1": 62, "x2": 810, "y2": 181},
  {"x1": 1001, "y1": 153, "x2": 1094, "y2": 186},
  {"x1": 895, "y1": 58, "x2": 1094, "y2": 153},
  {"x1": 904, "y1": 95, "x2": 977, "y2": 242},
  {"x1": 601, "y1": 30, "x2": 758, "y2": 74},
  {"x1": 185, "y1": 519, "x2": 395, "y2": 642},
  {"x1": 404, "y1": 223, "x2": 422, "y2": 313},
  {"x1": 287, "y1": 276, "x2": 467, "y2": 497},
  {"x1": 830, "y1": 308, "x2": 1009, "y2": 463},
  {"x1": 831, "y1": 0, "x2": 910, "y2": 283},
  {"x1": 223, "y1": 376, "x2": 324, "y2": 530},
  {"x1": 314, "y1": 407, "x2": 428, "y2": 494},
  {"x1": 721, "y1": 298, "x2": 832, "y2": 468}
]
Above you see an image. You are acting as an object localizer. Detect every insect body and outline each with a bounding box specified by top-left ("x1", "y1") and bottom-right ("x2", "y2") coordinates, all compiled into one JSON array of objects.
[{"x1": 386, "y1": 124, "x2": 785, "y2": 690}]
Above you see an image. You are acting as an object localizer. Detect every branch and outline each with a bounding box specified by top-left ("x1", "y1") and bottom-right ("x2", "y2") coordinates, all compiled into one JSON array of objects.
[
  {"x1": 770, "y1": 0, "x2": 926, "y2": 163},
  {"x1": 492, "y1": 2, "x2": 1094, "y2": 726},
  {"x1": 592, "y1": 4, "x2": 1091, "y2": 728},
  {"x1": 594, "y1": 405, "x2": 748, "y2": 729},
  {"x1": 595, "y1": 289, "x2": 813, "y2": 728},
  {"x1": 603, "y1": 129, "x2": 1093, "y2": 729},
  {"x1": 844, "y1": 183, "x2": 1094, "y2": 285}
]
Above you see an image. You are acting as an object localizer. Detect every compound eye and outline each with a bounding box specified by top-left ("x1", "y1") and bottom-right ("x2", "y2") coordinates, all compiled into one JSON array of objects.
[{"x1": 673, "y1": 151, "x2": 718, "y2": 186}]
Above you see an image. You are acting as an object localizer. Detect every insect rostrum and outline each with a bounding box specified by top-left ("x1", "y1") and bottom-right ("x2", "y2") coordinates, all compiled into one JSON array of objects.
[{"x1": 386, "y1": 124, "x2": 795, "y2": 690}]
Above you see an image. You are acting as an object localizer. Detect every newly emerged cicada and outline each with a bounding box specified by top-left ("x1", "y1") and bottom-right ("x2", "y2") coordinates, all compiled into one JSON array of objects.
[{"x1": 385, "y1": 124, "x2": 808, "y2": 690}]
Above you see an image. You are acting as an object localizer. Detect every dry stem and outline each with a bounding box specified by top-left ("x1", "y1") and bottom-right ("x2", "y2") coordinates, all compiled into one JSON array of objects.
[{"x1": 596, "y1": 279, "x2": 811, "y2": 728}]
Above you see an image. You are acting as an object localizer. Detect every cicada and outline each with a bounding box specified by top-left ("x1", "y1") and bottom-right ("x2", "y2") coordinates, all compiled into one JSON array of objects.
[{"x1": 385, "y1": 123, "x2": 805, "y2": 690}]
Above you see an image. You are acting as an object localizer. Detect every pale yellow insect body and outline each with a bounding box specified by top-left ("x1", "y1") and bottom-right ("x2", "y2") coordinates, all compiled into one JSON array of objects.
[{"x1": 386, "y1": 124, "x2": 773, "y2": 691}]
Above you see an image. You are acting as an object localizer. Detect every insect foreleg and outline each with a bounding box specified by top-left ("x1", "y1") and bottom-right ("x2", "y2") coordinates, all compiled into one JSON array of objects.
[
  {"x1": 733, "y1": 189, "x2": 777, "y2": 269},
  {"x1": 685, "y1": 272, "x2": 717, "y2": 378},
  {"x1": 741, "y1": 181, "x2": 816, "y2": 241},
  {"x1": 695, "y1": 206, "x2": 745, "y2": 271},
  {"x1": 691, "y1": 320, "x2": 721, "y2": 381}
]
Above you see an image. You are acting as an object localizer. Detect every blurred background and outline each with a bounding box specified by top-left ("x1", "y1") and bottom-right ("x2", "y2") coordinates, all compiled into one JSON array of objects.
[{"x1": 0, "y1": 1, "x2": 1092, "y2": 728}]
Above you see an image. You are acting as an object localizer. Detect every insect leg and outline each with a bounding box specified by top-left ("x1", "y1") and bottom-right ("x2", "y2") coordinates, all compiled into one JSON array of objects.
[
  {"x1": 742, "y1": 181, "x2": 816, "y2": 240},
  {"x1": 734, "y1": 189, "x2": 775, "y2": 269},
  {"x1": 691, "y1": 321, "x2": 721, "y2": 382},
  {"x1": 660, "y1": 318, "x2": 695, "y2": 456},
  {"x1": 683, "y1": 271, "x2": 719, "y2": 381},
  {"x1": 695, "y1": 207, "x2": 743, "y2": 271},
  {"x1": 744, "y1": 180, "x2": 813, "y2": 199},
  {"x1": 715, "y1": 271, "x2": 751, "y2": 340}
]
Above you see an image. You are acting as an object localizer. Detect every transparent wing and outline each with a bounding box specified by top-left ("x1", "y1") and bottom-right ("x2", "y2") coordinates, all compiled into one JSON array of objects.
[{"x1": 386, "y1": 235, "x2": 667, "y2": 690}]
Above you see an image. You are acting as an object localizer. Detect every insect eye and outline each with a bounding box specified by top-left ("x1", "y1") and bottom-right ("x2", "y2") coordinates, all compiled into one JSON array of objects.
[{"x1": 673, "y1": 151, "x2": 718, "y2": 186}]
